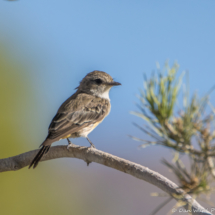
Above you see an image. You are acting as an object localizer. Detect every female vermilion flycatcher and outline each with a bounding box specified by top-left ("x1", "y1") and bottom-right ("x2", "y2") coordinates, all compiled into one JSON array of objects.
[{"x1": 29, "y1": 70, "x2": 121, "y2": 169}]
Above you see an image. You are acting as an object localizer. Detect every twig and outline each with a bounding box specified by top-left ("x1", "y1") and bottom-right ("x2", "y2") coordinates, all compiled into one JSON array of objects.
[{"x1": 0, "y1": 145, "x2": 212, "y2": 215}]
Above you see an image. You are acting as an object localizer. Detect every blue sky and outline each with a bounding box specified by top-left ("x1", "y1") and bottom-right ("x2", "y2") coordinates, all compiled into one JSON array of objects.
[{"x1": 1, "y1": 0, "x2": 215, "y2": 160}]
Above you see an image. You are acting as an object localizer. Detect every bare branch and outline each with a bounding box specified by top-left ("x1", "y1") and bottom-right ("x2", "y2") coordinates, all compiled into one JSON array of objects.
[{"x1": 0, "y1": 145, "x2": 213, "y2": 215}]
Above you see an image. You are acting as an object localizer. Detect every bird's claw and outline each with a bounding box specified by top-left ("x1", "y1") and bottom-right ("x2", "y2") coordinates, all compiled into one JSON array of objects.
[
  {"x1": 67, "y1": 143, "x2": 75, "y2": 150},
  {"x1": 90, "y1": 144, "x2": 96, "y2": 149},
  {"x1": 67, "y1": 138, "x2": 75, "y2": 150}
]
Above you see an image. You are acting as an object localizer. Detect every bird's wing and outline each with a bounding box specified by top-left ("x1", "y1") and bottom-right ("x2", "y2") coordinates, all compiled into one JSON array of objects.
[{"x1": 44, "y1": 93, "x2": 110, "y2": 143}]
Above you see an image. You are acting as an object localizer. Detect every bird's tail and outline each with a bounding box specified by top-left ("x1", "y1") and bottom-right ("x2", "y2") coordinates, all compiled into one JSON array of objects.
[{"x1": 29, "y1": 144, "x2": 51, "y2": 169}]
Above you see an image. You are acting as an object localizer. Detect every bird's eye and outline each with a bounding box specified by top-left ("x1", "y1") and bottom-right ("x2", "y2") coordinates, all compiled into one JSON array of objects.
[{"x1": 94, "y1": 79, "x2": 103, "y2": 85}]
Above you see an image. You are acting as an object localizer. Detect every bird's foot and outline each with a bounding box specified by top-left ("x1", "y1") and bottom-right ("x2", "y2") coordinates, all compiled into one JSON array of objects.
[
  {"x1": 89, "y1": 143, "x2": 96, "y2": 149},
  {"x1": 67, "y1": 138, "x2": 75, "y2": 150},
  {"x1": 86, "y1": 137, "x2": 96, "y2": 148},
  {"x1": 67, "y1": 143, "x2": 75, "y2": 150}
]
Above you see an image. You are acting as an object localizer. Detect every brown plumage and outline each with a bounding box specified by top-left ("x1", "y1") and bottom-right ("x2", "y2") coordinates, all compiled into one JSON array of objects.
[{"x1": 29, "y1": 70, "x2": 121, "y2": 169}]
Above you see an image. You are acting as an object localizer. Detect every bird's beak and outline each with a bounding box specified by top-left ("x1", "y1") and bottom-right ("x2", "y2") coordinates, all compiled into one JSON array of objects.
[{"x1": 106, "y1": 81, "x2": 121, "y2": 86}]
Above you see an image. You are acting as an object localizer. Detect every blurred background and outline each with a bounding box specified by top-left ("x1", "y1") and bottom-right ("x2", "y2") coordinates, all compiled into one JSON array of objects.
[{"x1": 0, "y1": 1, "x2": 215, "y2": 214}]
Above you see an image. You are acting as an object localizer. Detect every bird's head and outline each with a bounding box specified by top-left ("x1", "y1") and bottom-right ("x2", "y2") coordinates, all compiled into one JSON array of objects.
[{"x1": 77, "y1": 70, "x2": 121, "y2": 100}]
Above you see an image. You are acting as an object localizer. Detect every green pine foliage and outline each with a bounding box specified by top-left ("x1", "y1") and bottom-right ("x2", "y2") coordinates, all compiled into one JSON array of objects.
[{"x1": 131, "y1": 63, "x2": 215, "y2": 214}]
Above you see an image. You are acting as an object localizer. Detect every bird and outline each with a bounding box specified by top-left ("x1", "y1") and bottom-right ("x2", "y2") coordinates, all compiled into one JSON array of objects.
[{"x1": 29, "y1": 70, "x2": 121, "y2": 169}]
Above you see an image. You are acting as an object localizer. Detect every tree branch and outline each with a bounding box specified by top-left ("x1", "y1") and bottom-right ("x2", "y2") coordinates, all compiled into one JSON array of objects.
[{"x1": 0, "y1": 145, "x2": 213, "y2": 215}]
